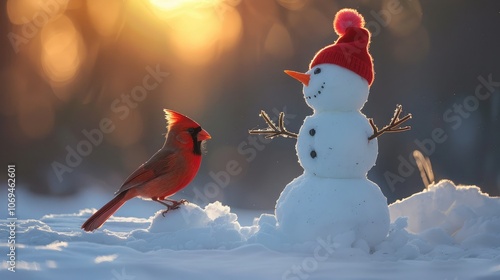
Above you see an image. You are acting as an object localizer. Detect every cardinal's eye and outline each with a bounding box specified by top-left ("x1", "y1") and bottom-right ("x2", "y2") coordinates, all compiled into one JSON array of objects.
[
  {"x1": 188, "y1": 128, "x2": 195, "y2": 133},
  {"x1": 314, "y1": 68, "x2": 321, "y2": 75}
]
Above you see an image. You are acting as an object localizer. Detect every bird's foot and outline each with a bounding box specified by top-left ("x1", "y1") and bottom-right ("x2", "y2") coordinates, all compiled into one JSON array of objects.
[{"x1": 161, "y1": 199, "x2": 189, "y2": 217}]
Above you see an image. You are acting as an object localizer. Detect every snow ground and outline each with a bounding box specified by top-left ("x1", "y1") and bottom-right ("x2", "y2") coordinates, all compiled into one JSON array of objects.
[{"x1": 1, "y1": 180, "x2": 500, "y2": 279}]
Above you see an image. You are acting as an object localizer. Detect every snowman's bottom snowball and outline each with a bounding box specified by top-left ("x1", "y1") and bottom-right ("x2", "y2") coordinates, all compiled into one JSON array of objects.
[{"x1": 275, "y1": 174, "x2": 390, "y2": 248}]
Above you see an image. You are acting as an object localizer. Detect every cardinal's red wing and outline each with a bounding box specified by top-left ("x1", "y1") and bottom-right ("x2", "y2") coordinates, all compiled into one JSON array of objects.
[{"x1": 115, "y1": 149, "x2": 175, "y2": 195}]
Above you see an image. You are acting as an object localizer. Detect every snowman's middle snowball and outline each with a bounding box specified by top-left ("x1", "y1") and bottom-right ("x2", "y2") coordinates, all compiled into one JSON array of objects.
[{"x1": 296, "y1": 111, "x2": 378, "y2": 178}]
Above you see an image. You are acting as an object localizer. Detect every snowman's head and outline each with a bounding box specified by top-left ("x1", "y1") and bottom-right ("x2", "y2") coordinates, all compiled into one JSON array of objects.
[{"x1": 285, "y1": 63, "x2": 369, "y2": 112}]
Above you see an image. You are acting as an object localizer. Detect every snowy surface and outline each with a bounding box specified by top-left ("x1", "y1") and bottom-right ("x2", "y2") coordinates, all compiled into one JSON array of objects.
[{"x1": 1, "y1": 179, "x2": 500, "y2": 279}]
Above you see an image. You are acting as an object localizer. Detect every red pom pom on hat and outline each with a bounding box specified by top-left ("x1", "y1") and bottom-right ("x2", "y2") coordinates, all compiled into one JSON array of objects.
[{"x1": 333, "y1": 8, "x2": 365, "y2": 36}]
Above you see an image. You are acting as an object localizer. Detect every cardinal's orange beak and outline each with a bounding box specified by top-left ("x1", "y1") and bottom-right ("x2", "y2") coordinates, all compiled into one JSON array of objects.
[
  {"x1": 284, "y1": 70, "x2": 310, "y2": 86},
  {"x1": 198, "y1": 129, "x2": 211, "y2": 141}
]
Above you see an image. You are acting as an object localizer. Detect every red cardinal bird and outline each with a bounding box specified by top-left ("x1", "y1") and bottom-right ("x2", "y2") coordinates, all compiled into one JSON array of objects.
[{"x1": 81, "y1": 109, "x2": 211, "y2": 232}]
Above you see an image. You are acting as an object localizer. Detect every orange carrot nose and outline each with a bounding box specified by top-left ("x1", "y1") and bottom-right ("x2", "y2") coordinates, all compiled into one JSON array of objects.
[{"x1": 284, "y1": 70, "x2": 310, "y2": 86}]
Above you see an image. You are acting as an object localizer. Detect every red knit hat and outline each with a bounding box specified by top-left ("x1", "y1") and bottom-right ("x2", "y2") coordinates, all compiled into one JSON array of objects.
[{"x1": 309, "y1": 9, "x2": 374, "y2": 85}]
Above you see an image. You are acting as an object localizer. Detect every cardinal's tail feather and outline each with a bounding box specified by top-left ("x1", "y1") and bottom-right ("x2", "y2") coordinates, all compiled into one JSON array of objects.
[{"x1": 81, "y1": 190, "x2": 130, "y2": 232}]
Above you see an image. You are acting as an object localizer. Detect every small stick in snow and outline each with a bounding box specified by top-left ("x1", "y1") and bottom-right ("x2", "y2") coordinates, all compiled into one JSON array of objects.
[
  {"x1": 249, "y1": 110, "x2": 298, "y2": 139},
  {"x1": 413, "y1": 150, "x2": 435, "y2": 189},
  {"x1": 368, "y1": 104, "x2": 412, "y2": 140}
]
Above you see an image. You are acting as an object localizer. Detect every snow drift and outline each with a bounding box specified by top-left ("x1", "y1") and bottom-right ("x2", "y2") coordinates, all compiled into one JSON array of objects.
[{"x1": 1, "y1": 180, "x2": 500, "y2": 279}]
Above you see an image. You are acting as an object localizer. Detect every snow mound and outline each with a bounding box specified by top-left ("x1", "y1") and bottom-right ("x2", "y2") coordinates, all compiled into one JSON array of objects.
[
  {"x1": 387, "y1": 179, "x2": 500, "y2": 257},
  {"x1": 135, "y1": 202, "x2": 246, "y2": 250}
]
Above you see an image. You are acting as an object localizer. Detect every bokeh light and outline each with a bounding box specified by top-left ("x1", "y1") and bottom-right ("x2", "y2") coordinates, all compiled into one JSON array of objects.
[
  {"x1": 385, "y1": 0, "x2": 422, "y2": 37},
  {"x1": 41, "y1": 15, "x2": 85, "y2": 89},
  {"x1": 7, "y1": 0, "x2": 67, "y2": 25},
  {"x1": 87, "y1": 0, "x2": 123, "y2": 38},
  {"x1": 147, "y1": 0, "x2": 243, "y2": 65},
  {"x1": 264, "y1": 22, "x2": 293, "y2": 59}
]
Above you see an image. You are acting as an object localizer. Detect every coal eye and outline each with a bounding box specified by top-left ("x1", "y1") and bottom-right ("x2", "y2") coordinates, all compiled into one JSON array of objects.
[
  {"x1": 188, "y1": 128, "x2": 195, "y2": 133},
  {"x1": 314, "y1": 68, "x2": 321, "y2": 75}
]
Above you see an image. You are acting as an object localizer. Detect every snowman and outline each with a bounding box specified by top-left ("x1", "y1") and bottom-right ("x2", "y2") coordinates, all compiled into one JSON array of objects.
[{"x1": 250, "y1": 9, "x2": 411, "y2": 248}]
